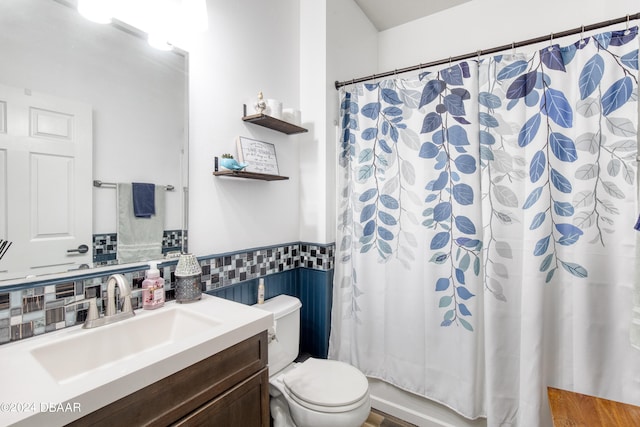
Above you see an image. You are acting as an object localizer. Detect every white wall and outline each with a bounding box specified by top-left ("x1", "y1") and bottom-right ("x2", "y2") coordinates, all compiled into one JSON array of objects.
[
  {"x1": 324, "y1": 0, "x2": 378, "y2": 243},
  {"x1": 188, "y1": 0, "x2": 377, "y2": 255},
  {"x1": 298, "y1": 0, "x2": 378, "y2": 244},
  {"x1": 378, "y1": 0, "x2": 638, "y2": 72},
  {"x1": 188, "y1": 0, "x2": 301, "y2": 256},
  {"x1": 298, "y1": 0, "x2": 329, "y2": 244}
]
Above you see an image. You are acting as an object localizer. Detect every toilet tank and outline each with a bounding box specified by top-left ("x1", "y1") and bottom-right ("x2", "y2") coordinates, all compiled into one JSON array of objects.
[{"x1": 253, "y1": 294, "x2": 302, "y2": 375}]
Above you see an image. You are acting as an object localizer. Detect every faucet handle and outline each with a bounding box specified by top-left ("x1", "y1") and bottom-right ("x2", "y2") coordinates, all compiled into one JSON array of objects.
[
  {"x1": 65, "y1": 297, "x2": 99, "y2": 324},
  {"x1": 121, "y1": 293, "x2": 134, "y2": 314}
]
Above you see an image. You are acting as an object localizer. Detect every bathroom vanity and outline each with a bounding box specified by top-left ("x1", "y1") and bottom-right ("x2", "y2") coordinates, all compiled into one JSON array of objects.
[
  {"x1": 69, "y1": 332, "x2": 269, "y2": 426},
  {"x1": 0, "y1": 295, "x2": 272, "y2": 426}
]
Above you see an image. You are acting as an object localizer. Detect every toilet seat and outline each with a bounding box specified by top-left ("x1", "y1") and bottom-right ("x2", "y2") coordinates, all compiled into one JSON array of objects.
[{"x1": 282, "y1": 358, "x2": 369, "y2": 413}]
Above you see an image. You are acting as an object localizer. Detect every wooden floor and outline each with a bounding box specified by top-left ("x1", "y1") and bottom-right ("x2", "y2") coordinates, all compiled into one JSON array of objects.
[
  {"x1": 547, "y1": 387, "x2": 640, "y2": 426},
  {"x1": 362, "y1": 408, "x2": 417, "y2": 427}
]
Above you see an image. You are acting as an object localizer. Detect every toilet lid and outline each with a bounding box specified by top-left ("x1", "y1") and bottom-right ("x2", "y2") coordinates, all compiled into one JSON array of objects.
[{"x1": 283, "y1": 358, "x2": 368, "y2": 408}]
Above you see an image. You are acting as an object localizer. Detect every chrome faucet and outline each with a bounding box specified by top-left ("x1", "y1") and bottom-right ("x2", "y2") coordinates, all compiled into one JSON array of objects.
[
  {"x1": 65, "y1": 274, "x2": 135, "y2": 329},
  {"x1": 105, "y1": 274, "x2": 134, "y2": 317}
]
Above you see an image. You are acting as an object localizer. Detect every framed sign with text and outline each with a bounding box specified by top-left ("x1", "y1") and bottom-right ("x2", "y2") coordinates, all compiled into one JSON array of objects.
[{"x1": 236, "y1": 136, "x2": 280, "y2": 175}]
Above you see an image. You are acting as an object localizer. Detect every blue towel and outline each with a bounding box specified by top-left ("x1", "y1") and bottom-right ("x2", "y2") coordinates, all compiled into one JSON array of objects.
[{"x1": 132, "y1": 182, "x2": 156, "y2": 218}]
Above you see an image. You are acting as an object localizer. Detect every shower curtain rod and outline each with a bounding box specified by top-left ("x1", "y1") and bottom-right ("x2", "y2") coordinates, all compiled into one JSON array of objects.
[{"x1": 334, "y1": 12, "x2": 640, "y2": 90}]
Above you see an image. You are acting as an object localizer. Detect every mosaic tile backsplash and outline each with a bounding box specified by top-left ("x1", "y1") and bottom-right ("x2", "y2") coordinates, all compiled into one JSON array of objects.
[
  {"x1": 93, "y1": 229, "x2": 185, "y2": 266},
  {"x1": 0, "y1": 242, "x2": 334, "y2": 344}
]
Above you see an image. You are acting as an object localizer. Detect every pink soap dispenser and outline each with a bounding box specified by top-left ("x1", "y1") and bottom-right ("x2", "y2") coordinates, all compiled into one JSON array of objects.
[{"x1": 142, "y1": 261, "x2": 165, "y2": 310}]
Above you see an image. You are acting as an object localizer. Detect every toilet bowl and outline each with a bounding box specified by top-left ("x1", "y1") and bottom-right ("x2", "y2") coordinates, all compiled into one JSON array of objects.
[
  {"x1": 253, "y1": 295, "x2": 370, "y2": 427},
  {"x1": 270, "y1": 357, "x2": 371, "y2": 427}
]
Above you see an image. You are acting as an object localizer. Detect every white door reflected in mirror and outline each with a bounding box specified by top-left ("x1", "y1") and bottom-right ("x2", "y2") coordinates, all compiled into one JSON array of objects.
[{"x1": 0, "y1": 84, "x2": 93, "y2": 280}]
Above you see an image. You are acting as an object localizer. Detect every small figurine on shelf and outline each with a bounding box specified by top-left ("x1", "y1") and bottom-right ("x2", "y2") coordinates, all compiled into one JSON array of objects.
[
  {"x1": 254, "y1": 91, "x2": 267, "y2": 114},
  {"x1": 219, "y1": 153, "x2": 248, "y2": 171}
]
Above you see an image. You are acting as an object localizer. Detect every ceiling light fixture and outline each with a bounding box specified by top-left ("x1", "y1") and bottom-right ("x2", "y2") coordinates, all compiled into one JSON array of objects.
[
  {"x1": 76, "y1": 0, "x2": 208, "y2": 50},
  {"x1": 77, "y1": 0, "x2": 113, "y2": 24}
]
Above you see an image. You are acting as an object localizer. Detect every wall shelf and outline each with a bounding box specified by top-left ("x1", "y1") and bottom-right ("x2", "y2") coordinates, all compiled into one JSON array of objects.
[
  {"x1": 213, "y1": 170, "x2": 289, "y2": 181},
  {"x1": 213, "y1": 158, "x2": 288, "y2": 181},
  {"x1": 242, "y1": 105, "x2": 307, "y2": 135}
]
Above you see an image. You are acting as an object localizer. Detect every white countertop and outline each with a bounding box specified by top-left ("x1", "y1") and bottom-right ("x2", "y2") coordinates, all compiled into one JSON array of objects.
[{"x1": 0, "y1": 295, "x2": 273, "y2": 426}]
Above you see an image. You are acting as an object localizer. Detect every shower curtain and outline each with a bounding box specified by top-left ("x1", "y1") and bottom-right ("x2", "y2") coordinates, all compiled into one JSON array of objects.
[{"x1": 329, "y1": 26, "x2": 640, "y2": 426}]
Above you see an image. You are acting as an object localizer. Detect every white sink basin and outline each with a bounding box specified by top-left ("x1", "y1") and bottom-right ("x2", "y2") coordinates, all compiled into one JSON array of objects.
[
  {"x1": 31, "y1": 306, "x2": 220, "y2": 383},
  {"x1": 1, "y1": 294, "x2": 273, "y2": 427}
]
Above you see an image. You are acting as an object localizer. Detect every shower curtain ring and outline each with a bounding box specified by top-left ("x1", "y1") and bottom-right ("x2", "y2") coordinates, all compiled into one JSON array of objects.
[
  {"x1": 580, "y1": 25, "x2": 585, "y2": 45},
  {"x1": 511, "y1": 42, "x2": 516, "y2": 54},
  {"x1": 548, "y1": 32, "x2": 554, "y2": 51},
  {"x1": 625, "y1": 15, "x2": 630, "y2": 34}
]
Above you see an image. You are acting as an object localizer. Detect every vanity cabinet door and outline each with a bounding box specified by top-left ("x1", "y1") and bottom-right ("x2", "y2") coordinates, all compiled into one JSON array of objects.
[
  {"x1": 67, "y1": 331, "x2": 268, "y2": 427},
  {"x1": 173, "y1": 367, "x2": 269, "y2": 427}
]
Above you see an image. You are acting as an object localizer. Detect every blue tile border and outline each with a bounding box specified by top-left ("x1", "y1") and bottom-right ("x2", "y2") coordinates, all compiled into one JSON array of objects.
[
  {"x1": 92, "y1": 229, "x2": 185, "y2": 266},
  {"x1": 0, "y1": 241, "x2": 335, "y2": 344}
]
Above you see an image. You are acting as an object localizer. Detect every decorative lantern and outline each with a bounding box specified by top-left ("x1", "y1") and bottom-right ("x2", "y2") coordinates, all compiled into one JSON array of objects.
[{"x1": 174, "y1": 253, "x2": 202, "y2": 303}]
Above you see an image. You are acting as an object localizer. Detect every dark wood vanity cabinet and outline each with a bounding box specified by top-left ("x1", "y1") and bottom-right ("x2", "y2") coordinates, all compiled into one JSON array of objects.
[
  {"x1": 68, "y1": 331, "x2": 269, "y2": 427},
  {"x1": 173, "y1": 368, "x2": 269, "y2": 426}
]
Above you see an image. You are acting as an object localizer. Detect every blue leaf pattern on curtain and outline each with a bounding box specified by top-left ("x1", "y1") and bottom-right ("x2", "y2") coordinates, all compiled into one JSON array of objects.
[
  {"x1": 417, "y1": 64, "x2": 481, "y2": 330},
  {"x1": 339, "y1": 67, "x2": 482, "y2": 330},
  {"x1": 480, "y1": 26, "x2": 638, "y2": 296},
  {"x1": 332, "y1": 26, "x2": 638, "y2": 425}
]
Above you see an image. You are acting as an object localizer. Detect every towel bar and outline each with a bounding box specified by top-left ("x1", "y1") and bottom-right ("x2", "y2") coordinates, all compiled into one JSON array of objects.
[{"x1": 93, "y1": 180, "x2": 174, "y2": 191}]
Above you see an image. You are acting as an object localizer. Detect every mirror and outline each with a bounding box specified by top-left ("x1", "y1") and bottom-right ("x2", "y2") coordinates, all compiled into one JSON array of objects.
[{"x1": 0, "y1": 0, "x2": 188, "y2": 282}]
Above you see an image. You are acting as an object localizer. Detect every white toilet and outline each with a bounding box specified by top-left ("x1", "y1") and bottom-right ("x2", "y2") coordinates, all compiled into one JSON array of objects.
[{"x1": 254, "y1": 294, "x2": 370, "y2": 427}]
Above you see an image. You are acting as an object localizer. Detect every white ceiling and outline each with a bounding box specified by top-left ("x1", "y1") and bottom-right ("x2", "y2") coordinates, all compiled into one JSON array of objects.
[{"x1": 354, "y1": 0, "x2": 472, "y2": 31}]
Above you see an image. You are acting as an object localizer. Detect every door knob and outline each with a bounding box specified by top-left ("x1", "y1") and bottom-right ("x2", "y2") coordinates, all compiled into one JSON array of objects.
[{"x1": 67, "y1": 244, "x2": 89, "y2": 254}]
